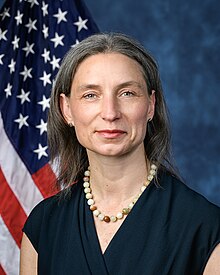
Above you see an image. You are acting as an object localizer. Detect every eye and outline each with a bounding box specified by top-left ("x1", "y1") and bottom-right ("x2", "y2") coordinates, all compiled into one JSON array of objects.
[
  {"x1": 83, "y1": 92, "x2": 97, "y2": 99},
  {"x1": 121, "y1": 90, "x2": 135, "y2": 97}
]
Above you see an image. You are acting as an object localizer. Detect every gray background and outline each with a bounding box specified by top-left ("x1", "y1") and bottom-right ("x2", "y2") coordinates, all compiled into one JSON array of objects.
[{"x1": 1, "y1": 0, "x2": 220, "y2": 206}]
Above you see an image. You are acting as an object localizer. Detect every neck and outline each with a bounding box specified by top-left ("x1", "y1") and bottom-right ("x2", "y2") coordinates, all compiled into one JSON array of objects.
[{"x1": 86, "y1": 145, "x2": 150, "y2": 202}]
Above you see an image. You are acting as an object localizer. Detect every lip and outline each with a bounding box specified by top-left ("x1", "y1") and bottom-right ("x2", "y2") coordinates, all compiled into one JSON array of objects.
[{"x1": 96, "y1": 129, "x2": 126, "y2": 138}]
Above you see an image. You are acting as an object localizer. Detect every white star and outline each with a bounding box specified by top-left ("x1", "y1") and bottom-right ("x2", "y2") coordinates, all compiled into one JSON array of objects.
[
  {"x1": 40, "y1": 71, "x2": 52, "y2": 87},
  {"x1": 50, "y1": 32, "x2": 64, "y2": 48},
  {"x1": 15, "y1": 10, "x2": 23, "y2": 25},
  {"x1": 14, "y1": 113, "x2": 29, "y2": 129},
  {"x1": 42, "y1": 1, "x2": 48, "y2": 16},
  {"x1": 12, "y1": 35, "x2": 20, "y2": 50},
  {"x1": 34, "y1": 143, "x2": 48, "y2": 159},
  {"x1": 71, "y1": 39, "x2": 79, "y2": 48},
  {"x1": 41, "y1": 48, "x2": 50, "y2": 63},
  {"x1": 1, "y1": 7, "x2": 10, "y2": 20},
  {"x1": 22, "y1": 41, "x2": 35, "y2": 56},
  {"x1": 0, "y1": 28, "x2": 7, "y2": 41},
  {"x1": 36, "y1": 119, "x2": 47, "y2": 135},
  {"x1": 38, "y1": 95, "x2": 50, "y2": 111},
  {"x1": 53, "y1": 8, "x2": 67, "y2": 24},
  {"x1": 42, "y1": 24, "x2": 49, "y2": 39},
  {"x1": 25, "y1": 18, "x2": 37, "y2": 33},
  {"x1": 20, "y1": 66, "x2": 33, "y2": 81},
  {"x1": 0, "y1": 54, "x2": 4, "y2": 65},
  {"x1": 50, "y1": 55, "x2": 61, "y2": 70},
  {"x1": 4, "y1": 83, "x2": 12, "y2": 98},
  {"x1": 17, "y1": 89, "x2": 30, "y2": 104},
  {"x1": 26, "y1": 0, "x2": 39, "y2": 8},
  {"x1": 8, "y1": 59, "x2": 16, "y2": 74},
  {"x1": 74, "y1": 16, "x2": 88, "y2": 32}
]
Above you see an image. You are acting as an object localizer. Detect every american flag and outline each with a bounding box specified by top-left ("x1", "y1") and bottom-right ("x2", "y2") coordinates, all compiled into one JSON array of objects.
[{"x1": 0, "y1": 0, "x2": 98, "y2": 273}]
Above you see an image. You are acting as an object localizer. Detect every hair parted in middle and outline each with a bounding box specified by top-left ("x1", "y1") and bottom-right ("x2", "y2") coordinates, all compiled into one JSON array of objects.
[{"x1": 47, "y1": 32, "x2": 174, "y2": 195}]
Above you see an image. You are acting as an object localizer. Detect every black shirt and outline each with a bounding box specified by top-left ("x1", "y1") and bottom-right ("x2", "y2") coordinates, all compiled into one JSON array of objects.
[{"x1": 23, "y1": 170, "x2": 220, "y2": 274}]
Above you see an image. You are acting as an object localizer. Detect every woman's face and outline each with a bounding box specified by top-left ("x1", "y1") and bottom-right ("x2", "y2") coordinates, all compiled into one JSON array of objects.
[{"x1": 60, "y1": 53, "x2": 155, "y2": 158}]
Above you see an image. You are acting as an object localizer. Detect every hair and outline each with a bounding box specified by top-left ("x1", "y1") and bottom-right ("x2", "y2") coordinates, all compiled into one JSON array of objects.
[{"x1": 48, "y1": 32, "x2": 177, "y2": 195}]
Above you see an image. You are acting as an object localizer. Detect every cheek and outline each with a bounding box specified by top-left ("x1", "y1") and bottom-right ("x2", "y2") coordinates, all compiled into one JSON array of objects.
[{"x1": 131, "y1": 106, "x2": 149, "y2": 126}]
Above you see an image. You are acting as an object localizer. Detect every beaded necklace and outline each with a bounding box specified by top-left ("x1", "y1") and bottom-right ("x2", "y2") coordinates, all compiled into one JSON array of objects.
[{"x1": 83, "y1": 164, "x2": 157, "y2": 223}]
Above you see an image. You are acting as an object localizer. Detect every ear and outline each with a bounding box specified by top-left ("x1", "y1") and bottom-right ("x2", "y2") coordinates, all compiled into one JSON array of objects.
[
  {"x1": 147, "y1": 90, "x2": 156, "y2": 120},
  {"x1": 59, "y1": 93, "x2": 74, "y2": 125}
]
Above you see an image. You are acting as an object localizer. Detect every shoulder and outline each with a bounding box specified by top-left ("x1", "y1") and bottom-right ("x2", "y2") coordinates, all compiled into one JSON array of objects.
[
  {"x1": 22, "y1": 181, "x2": 82, "y2": 251},
  {"x1": 28, "y1": 181, "x2": 81, "y2": 216},
  {"x1": 159, "y1": 170, "x2": 220, "y2": 223}
]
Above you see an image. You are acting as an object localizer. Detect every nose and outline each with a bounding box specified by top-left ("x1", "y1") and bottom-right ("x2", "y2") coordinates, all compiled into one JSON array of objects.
[{"x1": 100, "y1": 96, "x2": 121, "y2": 121}]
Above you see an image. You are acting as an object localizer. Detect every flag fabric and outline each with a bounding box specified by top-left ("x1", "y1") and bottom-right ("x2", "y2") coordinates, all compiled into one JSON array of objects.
[{"x1": 0, "y1": 0, "x2": 98, "y2": 274}]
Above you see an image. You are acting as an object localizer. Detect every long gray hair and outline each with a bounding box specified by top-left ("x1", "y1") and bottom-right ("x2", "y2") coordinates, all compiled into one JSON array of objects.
[{"x1": 48, "y1": 32, "x2": 176, "y2": 194}]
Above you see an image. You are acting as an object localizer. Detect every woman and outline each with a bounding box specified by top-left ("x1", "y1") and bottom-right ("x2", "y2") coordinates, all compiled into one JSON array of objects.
[{"x1": 20, "y1": 33, "x2": 220, "y2": 274}]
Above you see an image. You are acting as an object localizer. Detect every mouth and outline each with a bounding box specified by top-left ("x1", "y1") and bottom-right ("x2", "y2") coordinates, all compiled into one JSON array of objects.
[{"x1": 96, "y1": 129, "x2": 126, "y2": 139}]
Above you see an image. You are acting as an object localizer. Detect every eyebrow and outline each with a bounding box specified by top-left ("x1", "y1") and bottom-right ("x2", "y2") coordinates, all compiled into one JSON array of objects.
[{"x1": 77, "y1": 81, "x2": 145, "y2": 92}]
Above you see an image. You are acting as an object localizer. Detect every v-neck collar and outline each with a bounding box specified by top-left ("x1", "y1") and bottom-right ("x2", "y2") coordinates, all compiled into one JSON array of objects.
[{"x1": 84, "y1": 179, "x2": 155, "y2": 257}]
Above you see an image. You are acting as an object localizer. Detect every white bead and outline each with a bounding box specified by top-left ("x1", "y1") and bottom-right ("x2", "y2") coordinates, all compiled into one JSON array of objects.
[
  {"x1": 83, "y1": 181, "x2": 90, "y2": 188},
  {"x1": 86, "y1": 193, "x2": 93, "y2": 199},
  {"x1": 151, "y1": 164, "x2": 157, "y2": 170},
  {"x1": 149, "y1": 169, "x2": 156, "y2": 175},
  {"x1": 98, "y1": 213, "x2": 104, "y2": 221},
  {"x1": 110, "y1": 216, "x2": 117, "y2": 222},
  {"x1": 144, "y1": 180, "x2": 150, "y2": 186},
  {"x1": 84, "y1": 187, "x2": 91, "y2": 193},
  {"x1": 84, "y1": 170, "x2": 90, "y2": 176},
  {"x1": 128, "y1": 202, "x2": 134, "y2": 209},
  {"x1": 133, "y1": 197, "x2": 138, "y2": 203},
  {"x1": 147, "y1": 175, "x2": 153, "y2": 181},
  {"x1": 87, "y1": 199, "x2": 94, "y2": 206},
  {"x1": 93, "y1": 210, "x2": 100, "y2": 216},
  {"x1": 116, "y1": 212, "x2": 123, "y2": 219},
  {"x1": 141, "y1": 186, "x2": 146, "y2": 192}
]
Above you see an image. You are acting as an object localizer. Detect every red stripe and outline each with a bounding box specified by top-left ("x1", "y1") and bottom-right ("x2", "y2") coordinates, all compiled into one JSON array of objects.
[
  {"x1": 0, "y1": 168, "x2": 27, "y2": 248},
  {"x1": 32, "y1": 163, "x2": 58, "y2": 198},
  {"x1": 0, "y1": 265, "x2": 6, "y2": 275}
]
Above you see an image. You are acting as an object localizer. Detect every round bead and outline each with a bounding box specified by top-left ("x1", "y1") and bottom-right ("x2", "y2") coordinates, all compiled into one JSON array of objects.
[
  {"x1": 90, "y1": 205, "x2": 97, "y2": 211},
  {"x1": 116, "y1": 212, "x2": 123, "y2": 219},
  {"x1": 151, "y1": 164, "x2": 157, "y2": 170},
  {"x1": 144, "y1": 180, "x2": 150, "y2": 187},
  {"x1": 128, "y1": 202, "x2": 134, "y2": 209},
  {"x1": 98, "y1": 213, "x2": 104, "y2": 221},
  {"x1": 84, "y1": 170, "x2": 90, "y2": 176},
  {"x1": 84, "y1": 187, "x2": 91, "y2": 193},
  {"x1": 93, "y1": 209, "x2": 100, "y2": 216},
  {"x1": 83, "y1": 176, "x2": 89, "y2": 182},
  {"x1": 149, "y1": 169, "x2": 156, "y2": 175},
  {"x1": 83, "y1": 181, "x2": 90, "y2": 188},
  {"x1": 87, "y1": 199, "x2": 94, "y2": 206},
  {"x1": 86, "y1": 193, "x2": 93, "y2": 199},
  {"x1": 83, "y1": 181, "x2": 90, "y2": 187},
  {"x1": 133, "y1": 197, "x2": 138, "y2": 203},
  {"x1": 122, "y1": 208, "x2": 130, "y2": 215},
  {"x1": 110, "y1": 216, "x2": 117, "y2": 222},
  {"x1": 141, "y1": 186, "x2": 146, "y2": 192},
  {"x1": 147, "y1": 175, "x2": 154, "y2": 181},
  {"x1": 104, "y1": 216, "x2": 111, "y2": 223}
]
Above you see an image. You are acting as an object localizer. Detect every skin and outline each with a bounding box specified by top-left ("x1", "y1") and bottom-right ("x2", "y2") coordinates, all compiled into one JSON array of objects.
[
  {"x1": 62, "y1": 53, "x2": 155, "y2": 159},
  {"x1": 20, "y1": 52, "x2": 220, "y2": 274}
]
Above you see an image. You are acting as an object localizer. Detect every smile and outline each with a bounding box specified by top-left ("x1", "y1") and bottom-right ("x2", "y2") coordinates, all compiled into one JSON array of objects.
[{"x1": 96, "y1": 129, "x2": 126, "y2": 139}]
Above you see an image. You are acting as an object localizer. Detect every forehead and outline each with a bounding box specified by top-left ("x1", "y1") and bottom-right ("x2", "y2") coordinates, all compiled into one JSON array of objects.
[{"x1": 72, "y1": 52, "x2": 146, "y2": 84}]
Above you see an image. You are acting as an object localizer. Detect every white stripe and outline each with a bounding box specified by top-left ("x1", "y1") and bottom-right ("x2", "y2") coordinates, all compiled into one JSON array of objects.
[
  {"x1": 0, "y1": 216, "x2": 20, "y2": 275},
  {"x1": 0, "y1": 113, "x2": 43, "y2": 215}
]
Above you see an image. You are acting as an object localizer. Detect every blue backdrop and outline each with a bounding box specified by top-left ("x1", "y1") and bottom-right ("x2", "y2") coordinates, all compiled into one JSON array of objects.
[{"x1": 1, "y1": 0, "x2": 219, "y2": 206}]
